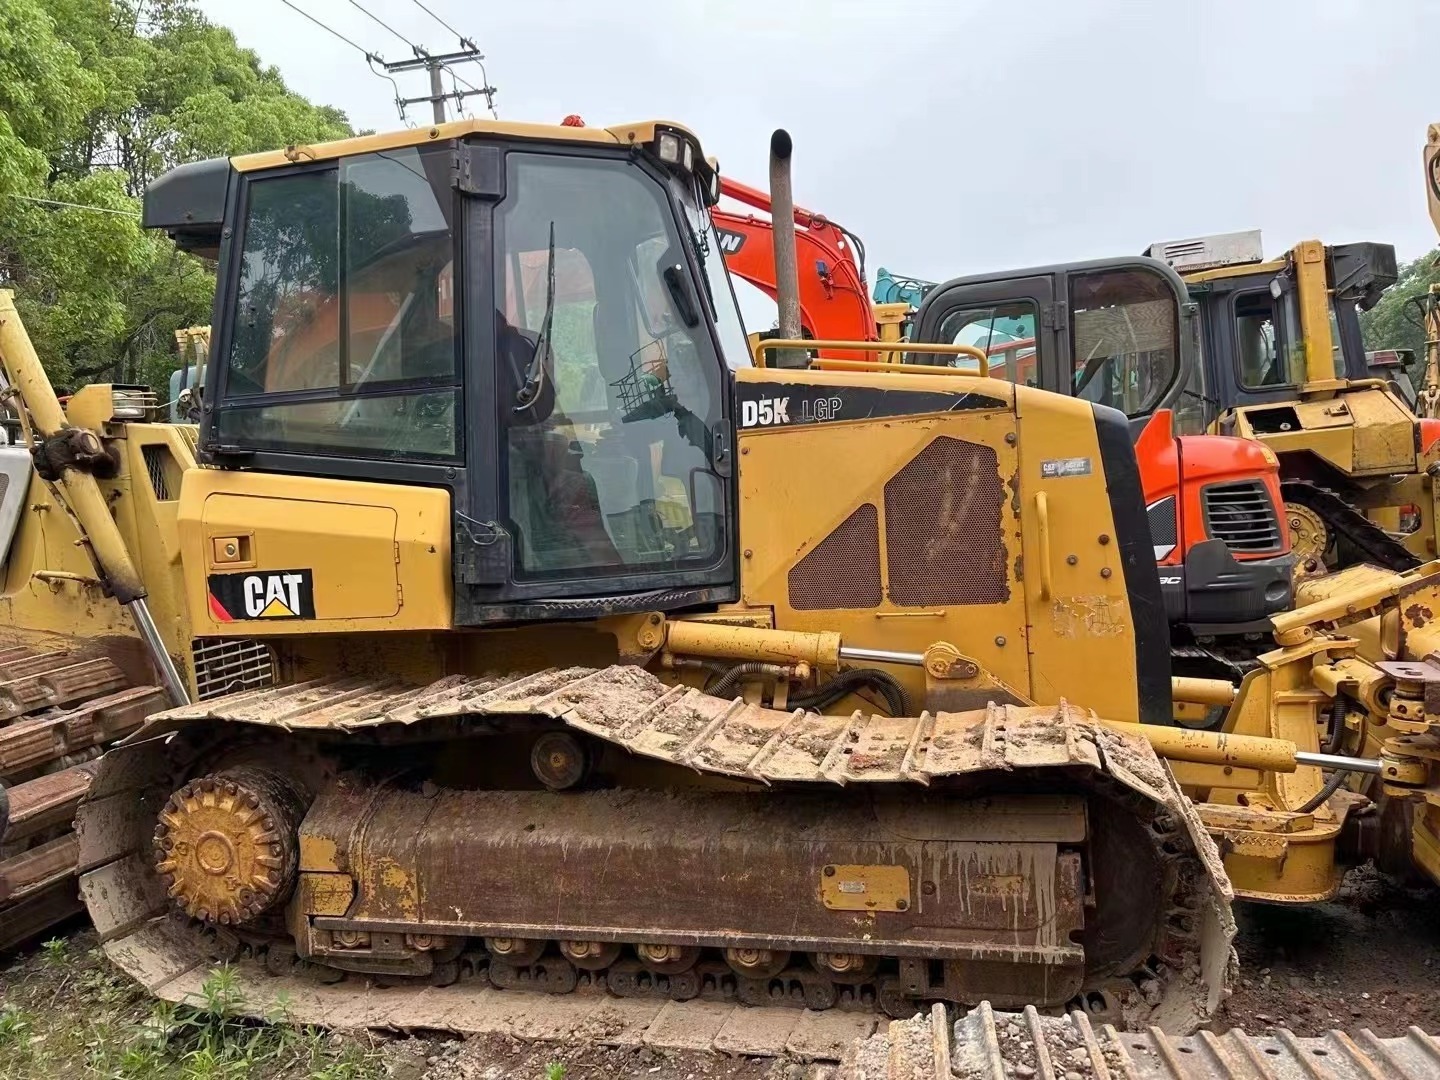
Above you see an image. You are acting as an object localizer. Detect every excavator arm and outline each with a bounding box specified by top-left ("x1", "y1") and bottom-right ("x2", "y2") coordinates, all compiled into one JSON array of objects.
[{"x1": 714, "y1": 176, "x2": 879, "y2": 358}]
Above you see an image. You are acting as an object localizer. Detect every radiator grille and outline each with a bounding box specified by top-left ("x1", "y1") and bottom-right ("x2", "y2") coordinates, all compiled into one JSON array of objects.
[
  {"x1": 788, "y1": 503, "x2": 882, "y2": 610},
  {"x1": 1201, "y1": 480, "x2": 1283, "y2": 553},
  {"x1": 884, "y1": 436, "x2": 1008, "y2": 606},
  {"x1": 141, "y1": 445, "x2": 172, "y2": 501},
  {"x1": 191, "y1": 638, "x2": 277, "y2": 701}
]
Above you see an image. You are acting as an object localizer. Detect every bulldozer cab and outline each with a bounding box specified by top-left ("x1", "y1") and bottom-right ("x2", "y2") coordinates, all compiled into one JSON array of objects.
[
  {"x1": 908, "y1": 255, "x2": 1204, "y2": 434},
  {"x1": 145, "y1": 124, "x2": 749, "y2": 625},
  {"x1": 1155, "y1": 233, "x2": 1398, "y2": 412}
]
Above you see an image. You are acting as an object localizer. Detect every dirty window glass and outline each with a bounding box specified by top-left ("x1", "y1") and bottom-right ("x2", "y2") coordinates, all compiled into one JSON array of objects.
[
  {"x1": 220, "y1": 147, "x2": 460, "y2": 460},
  {"x1": 497, "y1": 153, "x2": 725, "y2": 578},
  {"x1": 1069, "y1": 268, "x2": 1178, "y2": 417},
  {"x1": 1235, "y1": 291, "x2": 1286, "y2": 388},
  {"x1": 936, "y1": 301, "x2": 1038, "y2": 385}
]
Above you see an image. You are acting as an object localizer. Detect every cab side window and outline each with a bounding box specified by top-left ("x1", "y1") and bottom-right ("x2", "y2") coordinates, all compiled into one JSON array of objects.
[
  {"x1": 936, "y1": 301, "x2": 1038, "y2": 385},
  {"x1": 218, "y1": 146, "x2": 459, "y2": 460},
  {"x1": 1234, "y1": 291, "x2": 1283, "y2": 388},
  {"x1": 1069, "y1": 268, "x2": 1178, "y2": 417}
]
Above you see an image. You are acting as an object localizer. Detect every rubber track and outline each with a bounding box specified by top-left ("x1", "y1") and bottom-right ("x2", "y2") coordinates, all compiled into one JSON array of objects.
[
  {"x1": 1282, "y1": 479, "x2": 1422, "y2": 573},
  {"x1": 843, "y1": 1002, "x2": 1440, "y2": 1078}
]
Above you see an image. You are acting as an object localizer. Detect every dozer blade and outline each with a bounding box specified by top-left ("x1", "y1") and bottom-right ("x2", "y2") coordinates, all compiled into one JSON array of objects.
[
  {"x1": 0, "y1": 641, "x2": 165, "y2": 950},
  {"x1": 79, "y1": 666, "x2": 1235, "y2": 1045}
]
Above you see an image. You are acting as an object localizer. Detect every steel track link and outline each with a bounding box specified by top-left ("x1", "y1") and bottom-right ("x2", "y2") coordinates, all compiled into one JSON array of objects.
[
  {"x1": 1282, "y1": 479, "x2": 1423, "y2": 573},
  {"x1": 78, "y1": 665, "x2": 1236, "y2": 1043},
  {"x1": 0, "y1": 641, "x2": 165, "y2": 950},
  {"x1": 843, "y1": 1002, "x2": 1440, "y2": 1078}
]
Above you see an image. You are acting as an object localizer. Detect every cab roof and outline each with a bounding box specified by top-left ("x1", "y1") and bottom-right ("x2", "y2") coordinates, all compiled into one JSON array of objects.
[{"x1": 232, "y1": 118, "x2": 704, "y2": 172}]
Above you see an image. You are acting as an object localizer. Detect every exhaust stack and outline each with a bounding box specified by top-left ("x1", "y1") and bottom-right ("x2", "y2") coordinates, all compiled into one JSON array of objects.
[{"x1": 767, "y1": 129, "x2": 805, "y2": 368}]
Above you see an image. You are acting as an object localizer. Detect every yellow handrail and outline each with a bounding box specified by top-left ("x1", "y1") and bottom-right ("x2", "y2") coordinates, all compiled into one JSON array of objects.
[{"x1": 750, "y1": 338, "x2": 991, "y2": 376}]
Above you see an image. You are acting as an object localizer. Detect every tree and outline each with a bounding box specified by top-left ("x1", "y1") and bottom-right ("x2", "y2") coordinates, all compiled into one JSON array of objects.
[
  {"x1": 0, "y1": 0, "x2": 352, "y2": 391},
  {"x1": 1359, "y1": 248, "x2": 1440, "y2": 365}
]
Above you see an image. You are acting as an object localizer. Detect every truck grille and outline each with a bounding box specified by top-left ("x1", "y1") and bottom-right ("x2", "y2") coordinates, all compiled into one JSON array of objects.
[{"x1": 1201, "y1": 480, "x2": 1283, "y2": 553}]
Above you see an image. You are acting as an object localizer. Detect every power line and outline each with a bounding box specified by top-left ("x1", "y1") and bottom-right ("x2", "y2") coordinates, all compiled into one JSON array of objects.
[
  {"x1": 5, "y1": 194, "x2": 141, "y2": 218},
  {"x1": 406, "y1": 0, "x2": 474, "y2": 48},
  {"x1": 277, "y1": 0, "x2": 377, "y2": 59},
  {"x1": 346, "y1": 0, "x2": 421, "y2": 55}
]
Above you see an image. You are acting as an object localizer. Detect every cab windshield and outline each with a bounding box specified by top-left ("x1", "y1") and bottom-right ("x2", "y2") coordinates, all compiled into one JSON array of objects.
[{"x1": 496, "y1": 153, "x2": 729, "y2": 579}]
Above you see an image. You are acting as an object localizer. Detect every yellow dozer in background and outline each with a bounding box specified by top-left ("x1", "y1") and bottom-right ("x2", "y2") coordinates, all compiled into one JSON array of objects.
[{"x1": 4, "y1": 118, "x2": 1440, "y2": 1067}]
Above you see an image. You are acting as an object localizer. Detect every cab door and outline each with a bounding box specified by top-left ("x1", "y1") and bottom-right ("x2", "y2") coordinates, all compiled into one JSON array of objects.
[{"x1": 909, "y1": 275, "x2": 1062, "y2": 392}]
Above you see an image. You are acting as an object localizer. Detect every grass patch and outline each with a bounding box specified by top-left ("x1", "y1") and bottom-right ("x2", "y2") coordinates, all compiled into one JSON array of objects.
[{"x1": 0, "y1": 932, "x2": 384, "y2": 1080}]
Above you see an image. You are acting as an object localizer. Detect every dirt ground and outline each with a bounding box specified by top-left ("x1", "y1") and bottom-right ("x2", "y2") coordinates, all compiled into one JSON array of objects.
[
  {"x1": 3, "y1": 865, "x2": 1437, "y2": 1078},
  {"x1": 1216, "y1": 865, "x2": 1440, "y2": 1037}
]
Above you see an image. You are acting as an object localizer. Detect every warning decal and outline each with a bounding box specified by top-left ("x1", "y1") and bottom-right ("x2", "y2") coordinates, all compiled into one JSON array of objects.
[{"x1": 208, "y1": 569, "x2": 316, "y2": 621}]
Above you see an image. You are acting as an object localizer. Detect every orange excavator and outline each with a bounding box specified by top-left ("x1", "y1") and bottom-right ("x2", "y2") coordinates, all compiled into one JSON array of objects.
[{"x1": 715, "y1": 182, "x2": 1292, "y2": 674}]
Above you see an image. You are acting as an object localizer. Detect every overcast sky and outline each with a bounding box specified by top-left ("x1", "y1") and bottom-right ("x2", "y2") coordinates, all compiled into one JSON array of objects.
[{"x1": 200, "y1": 0, "x2": 1438, "y2": 325}]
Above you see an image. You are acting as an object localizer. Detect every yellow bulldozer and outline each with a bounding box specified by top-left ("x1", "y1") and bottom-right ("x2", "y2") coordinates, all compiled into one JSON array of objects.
[{"x1": 2, "y1": 118, "x2": 1440, "y2": 1065}]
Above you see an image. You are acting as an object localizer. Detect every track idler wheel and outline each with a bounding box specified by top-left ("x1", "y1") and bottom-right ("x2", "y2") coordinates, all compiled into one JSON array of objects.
[{"x1": 153, "y1": 767, "x2": 308, "y2": 926}]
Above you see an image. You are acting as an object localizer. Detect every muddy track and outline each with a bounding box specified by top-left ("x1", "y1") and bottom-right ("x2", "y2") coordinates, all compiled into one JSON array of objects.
[
  {"x1": 0, "y1": 643, "x2": 164, "y2": 950},
  {"x1": 79, "y1": 666, "x2": 1235, "y2": 1044}
]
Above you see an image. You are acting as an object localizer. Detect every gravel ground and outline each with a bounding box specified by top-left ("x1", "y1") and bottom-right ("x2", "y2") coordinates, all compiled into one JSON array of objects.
[{"x1": 1216, "y1": 864, "x2": 1440, "y2": 1037}]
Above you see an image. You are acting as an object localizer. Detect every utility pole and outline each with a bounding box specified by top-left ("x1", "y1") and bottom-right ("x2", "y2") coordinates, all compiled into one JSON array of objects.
[
  {"x1": 378, "y1": 47, "x2": 496, "y2": 123},
  {"x1": 427, "y1": 59, "x2": 446, "y2": 125}
]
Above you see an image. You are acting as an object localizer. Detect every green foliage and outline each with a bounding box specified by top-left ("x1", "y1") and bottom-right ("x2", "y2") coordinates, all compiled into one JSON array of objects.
[
  {"x1": 100, "y1": 966, "x2": 382, "y2": 1079},
  {"x1": 1359, "y1": 248, "x2": 1440, "y2": 364},
  {"x1": 0, "y1": 0, "x2": 352, "y2": 390},
  {"x1": 0, "y1": 1005, "x2": 31, "y2": 1048},
  {"x1": 40, "y1": 937, "x2": 68, "y2": 967},
  {"x1": 545, "y1": 1063, "x2": 566, "y2": 1080}
]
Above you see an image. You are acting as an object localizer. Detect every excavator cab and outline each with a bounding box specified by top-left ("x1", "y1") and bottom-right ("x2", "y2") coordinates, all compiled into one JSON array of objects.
[
  {"x1": 910, "y1": 256, "x2": 1201, "y2": 434},
  {"x1": 911, "y1": 255, "x2": 1293, "y2": 645},
  {"x1": 146, "y1": 125, "x2": 748, "y2": 627}
]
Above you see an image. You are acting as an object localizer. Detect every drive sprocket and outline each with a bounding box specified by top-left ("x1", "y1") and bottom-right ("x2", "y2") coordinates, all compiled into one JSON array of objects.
[{"x1": 153, "y1": 767, "x2": 307, "y2": 926}]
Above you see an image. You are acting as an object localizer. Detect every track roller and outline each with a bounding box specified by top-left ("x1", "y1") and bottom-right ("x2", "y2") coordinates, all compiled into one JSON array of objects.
[
  {"x1": 485, "y1": 936, "x2": 546, "y2": 965},
  {"x1": 558, "y1": 940, "x2": 622, "y2": 970},
  {"x1": 636, "y1": 942, "x2": 701, "y2": 974},
  {"x1": 811, "y1": 952, "x2": 880, "y2": 983},
  {"x1": 724, "y1": 947, "x2": 791, "y2": 978}
]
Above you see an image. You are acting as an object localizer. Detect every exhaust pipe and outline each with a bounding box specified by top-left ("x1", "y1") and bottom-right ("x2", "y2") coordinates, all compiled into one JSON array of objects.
[{"x1": 767, "y1": 129, "x2": 805, "y2": 369}]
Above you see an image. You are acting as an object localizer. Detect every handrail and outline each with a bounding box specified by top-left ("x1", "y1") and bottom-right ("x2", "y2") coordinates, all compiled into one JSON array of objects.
[
  {"x1": 750, "y1": 338, "x2": 991, "y2": 376},
  {"x1": 1035, "y1": 491, "x2": 1053, "y2": 600}
]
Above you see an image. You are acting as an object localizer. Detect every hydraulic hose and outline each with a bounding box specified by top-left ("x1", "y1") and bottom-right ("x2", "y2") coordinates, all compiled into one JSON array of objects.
[
  {"x1": 1322, "y1": 697, "x2": 1347, "y2": 756},
  {"x1": 1298, "y1": 768, "x2": 1350, "y2": 815},
  {"x1": 788, "y1": 668, "x2": 911, "y2": 718}
]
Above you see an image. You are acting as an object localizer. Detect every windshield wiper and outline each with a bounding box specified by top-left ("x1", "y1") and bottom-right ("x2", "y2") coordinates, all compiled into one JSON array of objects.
[{"x1": 514, "y1": 221, "x2": 556, "y2": 413}]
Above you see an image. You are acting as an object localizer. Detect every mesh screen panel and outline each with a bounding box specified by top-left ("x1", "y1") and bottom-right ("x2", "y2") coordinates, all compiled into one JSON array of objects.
[
  {"x1": 884, "y1": 437, "x2": 1008, "y2": 606},
  {"x1": 788, "y1": 503, "x2": 882, "y2": 610},
  {"x1": 142, "y1": 444, "x2": 171, "y2": 501},
  {"x1": 1147, "y1": 496, "x2": 1178, "y2": 548}
]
